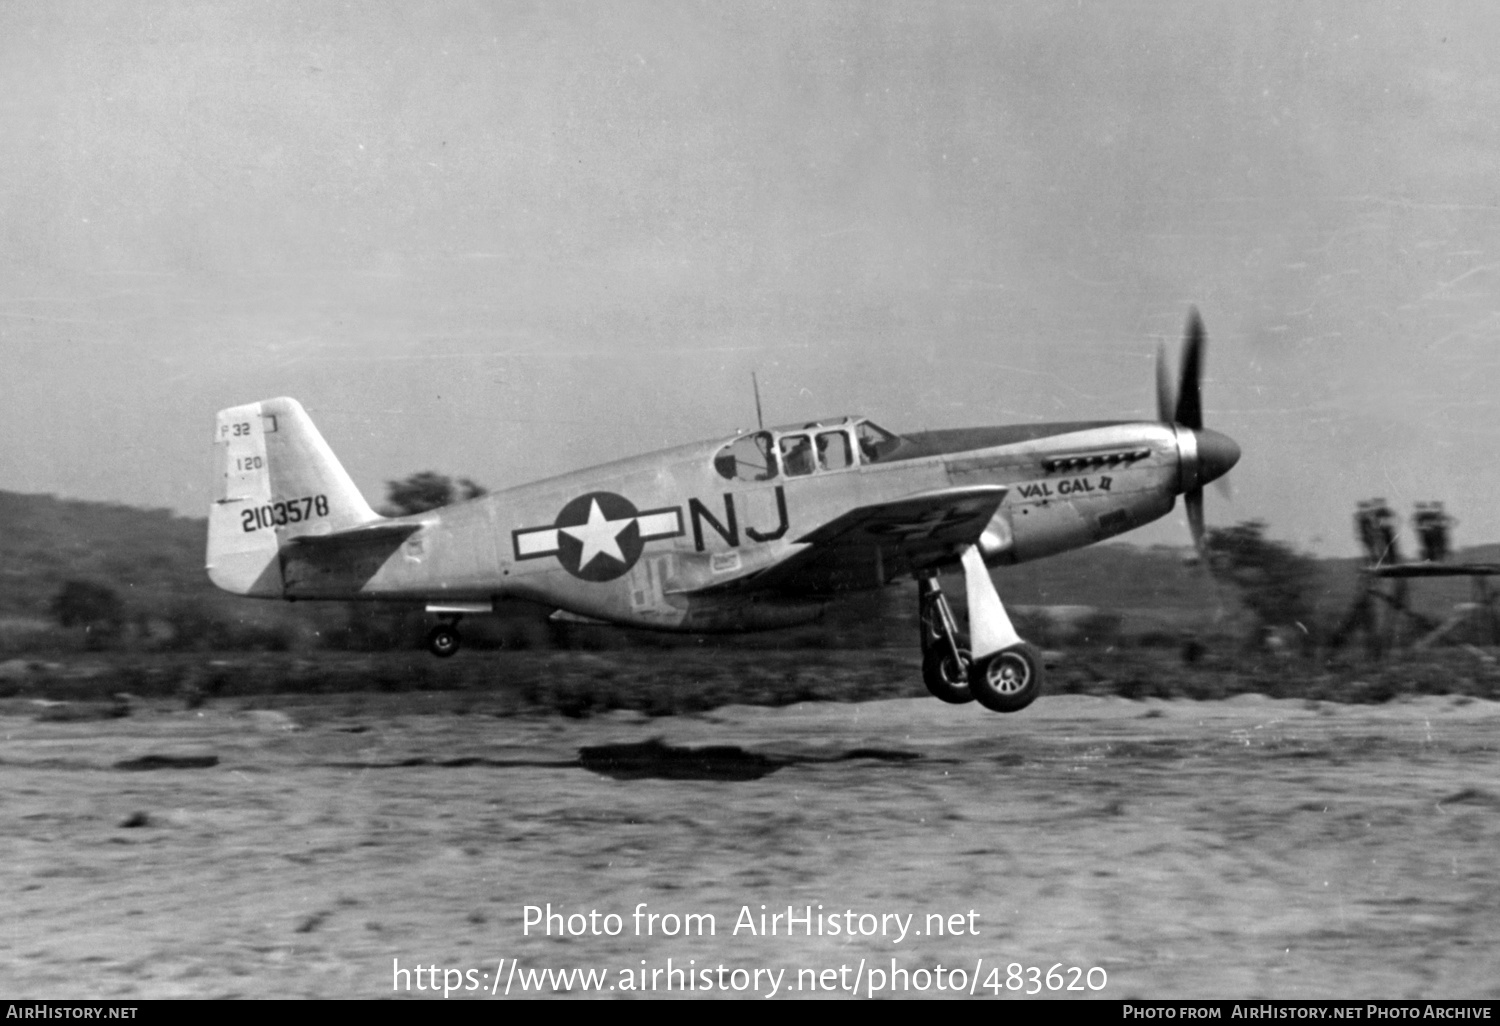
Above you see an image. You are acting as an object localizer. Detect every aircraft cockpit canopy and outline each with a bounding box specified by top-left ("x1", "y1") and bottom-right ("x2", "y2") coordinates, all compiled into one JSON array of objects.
[{"x1": 714, "y1": 418, "x2": 902, "y2": 481}]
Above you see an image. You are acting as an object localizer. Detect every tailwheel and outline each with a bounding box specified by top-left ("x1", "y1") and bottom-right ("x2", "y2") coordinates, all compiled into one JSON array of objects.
[
  {"x1": 922, "y1": 644, "x2": 973, "y2": 704},
  {"x1": 970, "y1": 643, "x2": 1043, "y2": 713},
  {"x1": 426, "y1": 623, "x2": 461, "y2": 659}
]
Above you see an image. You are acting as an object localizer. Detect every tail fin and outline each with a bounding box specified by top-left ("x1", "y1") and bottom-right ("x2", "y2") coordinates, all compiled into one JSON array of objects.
[{"x1": 207, "y1": 397, "x2": 381, "y2": 596}]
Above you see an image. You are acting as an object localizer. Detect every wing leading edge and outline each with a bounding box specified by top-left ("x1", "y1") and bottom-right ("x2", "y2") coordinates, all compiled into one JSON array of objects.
[{"x1": 689, "y1": 485, "x2": 1008, "y2": 596}]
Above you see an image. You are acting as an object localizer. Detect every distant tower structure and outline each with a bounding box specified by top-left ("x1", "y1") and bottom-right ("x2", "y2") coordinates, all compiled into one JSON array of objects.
[
  {"x1": 1355, "y1": 498, "x2": 1402, "y2": 566},
  {"x1": 1413, "y1": 501, "x2": 1455, "y2": 563},
  {"x1": 1333, "y1": 500, "x2": 1500, "y2": 657},
  {"x1": 1371, "y1": 498, "x2": 1401, "y2": 565},
  {"x1": 1354, "y1": 500, "x2": 1379, "y2": 566}
]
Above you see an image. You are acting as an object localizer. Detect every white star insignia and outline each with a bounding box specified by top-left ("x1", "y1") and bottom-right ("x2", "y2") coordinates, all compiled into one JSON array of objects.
[{"x1": 560, "y1": 498, "x2": 630, "y2": 569}]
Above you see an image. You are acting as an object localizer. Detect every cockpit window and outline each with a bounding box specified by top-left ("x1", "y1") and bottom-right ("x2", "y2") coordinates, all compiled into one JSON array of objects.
[
  {"x1": 855, "y1": 421, "x2": 901, "y2": 463},
  {"x1": 779, "y1": 434, "x2": 815, "y2": 477},
  {"x1": 817, "y1": 430, "x2": 853, "y2": 471},
  {"x1": 717, "y1": 421, "x2": 902, "y2": 480},
  {"x1": 714, "y1": 431, "x2": 779, "y2": 481}
]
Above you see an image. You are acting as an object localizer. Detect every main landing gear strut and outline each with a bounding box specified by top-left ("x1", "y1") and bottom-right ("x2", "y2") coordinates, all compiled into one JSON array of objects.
[{"x1": 918, "y1": 546, "x2": 1043, "y2": 713}]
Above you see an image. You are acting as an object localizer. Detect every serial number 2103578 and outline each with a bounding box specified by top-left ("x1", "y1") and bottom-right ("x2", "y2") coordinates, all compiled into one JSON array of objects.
[{"x1": 242, "y1": 495, "x2": 329, "y2": 533}]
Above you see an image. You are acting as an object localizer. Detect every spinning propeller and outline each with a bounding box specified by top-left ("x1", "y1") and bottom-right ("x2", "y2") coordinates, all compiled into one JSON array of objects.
[{"x1": 1156, "y1": 308, "x2": 1240, "y2": 554}]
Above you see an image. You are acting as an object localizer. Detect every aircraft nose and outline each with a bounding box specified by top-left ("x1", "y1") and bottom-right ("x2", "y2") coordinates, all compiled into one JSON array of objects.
[{"x1": 1195, "y1": 428, "x2": 1240, "y2": 485}]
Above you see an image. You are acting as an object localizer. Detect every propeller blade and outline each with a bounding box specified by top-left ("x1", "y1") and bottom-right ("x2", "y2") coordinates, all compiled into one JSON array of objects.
[
  {"x1": 1214, "y1": 474, "x2": 1233, "y2": 501},
  {"x1": 1175, "y1": 307, "x2": 1205, "y2": 430},
  {"x1": 1186, "y1": 487, "x2": 1206, "y2": 555},
  {"x1": 1156, "y1": 341, "x2": 1174, "y2": 423},
  {"x1": 1154, "y1": 307, "x2": 1231, "y2": 558}
]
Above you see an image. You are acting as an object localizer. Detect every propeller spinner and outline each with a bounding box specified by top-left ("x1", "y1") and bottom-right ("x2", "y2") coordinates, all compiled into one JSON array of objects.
[{"x1": 1158, "y1": 308, "x2": 1240, "y2": 552}]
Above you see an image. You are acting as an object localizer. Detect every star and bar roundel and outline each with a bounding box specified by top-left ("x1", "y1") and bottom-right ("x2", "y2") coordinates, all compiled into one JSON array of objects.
[{"x1": 512, "y1": 491, "x2": 684, "y2": 582}]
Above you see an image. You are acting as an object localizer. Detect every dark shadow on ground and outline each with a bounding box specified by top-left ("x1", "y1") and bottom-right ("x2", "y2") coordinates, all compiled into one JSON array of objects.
[
  {"x1": 115, "y1": 755, "x2": 219, "y2": 770},
  {"x1": 327, "y1": 738, "x2": 922, "y2": 781}
]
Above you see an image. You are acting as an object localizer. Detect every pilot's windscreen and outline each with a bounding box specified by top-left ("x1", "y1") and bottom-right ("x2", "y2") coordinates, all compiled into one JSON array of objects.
[
  {"x1": 855, "y1": 421, "x2": 901, "y2": 464},
  {"x1": 780, "y1": 434, "x2": 814, "y2": 477},
  {"x1": 715, "y1": 432, "x2": 778, "y2": 481},
  {"x1": 817, "y1": 430, "x2": 852, "y2": 471}
]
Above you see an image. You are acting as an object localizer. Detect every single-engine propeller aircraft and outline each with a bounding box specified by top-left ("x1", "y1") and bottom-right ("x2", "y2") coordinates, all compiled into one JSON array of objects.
[{"x1": 208, "y1": 311, "x2": 1238, "y2": 713}]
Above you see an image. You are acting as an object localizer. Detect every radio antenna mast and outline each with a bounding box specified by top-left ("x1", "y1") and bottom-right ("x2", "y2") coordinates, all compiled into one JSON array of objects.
[{"x1": 752, "y1": 372, "x2": 765, "y2": 430}]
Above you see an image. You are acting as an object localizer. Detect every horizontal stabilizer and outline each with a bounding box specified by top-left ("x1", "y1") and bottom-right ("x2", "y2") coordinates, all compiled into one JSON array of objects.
[{"x1": 284, "y1": 521, "x2": 422, "y2": 549}]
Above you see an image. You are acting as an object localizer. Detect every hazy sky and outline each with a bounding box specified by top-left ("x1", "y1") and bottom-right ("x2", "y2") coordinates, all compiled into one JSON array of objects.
[{"x1": 4, "y1": 1, "x2": 1499, "y2": 556}]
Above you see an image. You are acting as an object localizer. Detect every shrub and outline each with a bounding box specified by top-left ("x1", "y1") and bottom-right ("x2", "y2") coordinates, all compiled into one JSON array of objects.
[
  {"x1": 50, "y1": 580, "x2": 124, "y2": 632},
  {"x1": 1205, "y1": 521, "x2": 1318, "y2": 649}
]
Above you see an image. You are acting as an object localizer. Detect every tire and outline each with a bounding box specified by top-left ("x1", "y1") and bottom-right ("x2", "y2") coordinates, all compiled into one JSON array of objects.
[
  {"x1": 426, "y1": 624, "x2": 461, "y2": 659},
  {"x1": 922, "y1": 645, "x2": 974, "y2": 704},
  {"x1": 969, "y1": 643, "x2": 1043, "y2": 713}
]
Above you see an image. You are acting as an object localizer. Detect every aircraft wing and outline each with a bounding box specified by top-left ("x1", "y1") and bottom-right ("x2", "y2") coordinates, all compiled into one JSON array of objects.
[{"x1": 696, "y1": 485, "x2": 1007, "y2": 595}]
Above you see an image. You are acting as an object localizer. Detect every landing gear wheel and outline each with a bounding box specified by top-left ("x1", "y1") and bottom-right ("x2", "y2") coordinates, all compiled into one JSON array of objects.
[
  {"x1": 922, "y1": 645, "x2": 974, "y2": 704},
  {"x1": 426, "y1": 624, "x2": 461, "y2": 659},
  {"x1": 970, "y1": 643, "x2": 1043, "y2": 713}
]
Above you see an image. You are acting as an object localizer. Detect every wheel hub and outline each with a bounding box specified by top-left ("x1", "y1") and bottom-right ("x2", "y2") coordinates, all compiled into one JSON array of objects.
[{"x1": 989, "y1": 657, "x2": 1030, "y2": 694}]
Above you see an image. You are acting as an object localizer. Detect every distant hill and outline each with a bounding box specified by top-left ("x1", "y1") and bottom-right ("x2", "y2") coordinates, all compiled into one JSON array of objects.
[
  {"x1": 1005, "y1": 538, "x2": 1500, "y2": 631},
  {"x1": 997, "y1": 543, "x2": 1218, "y2": 610},
  {"x1": 0, "y1": 491, "x2": 325, "y2": 649},
  {"x1": 0, "y1": 491, "x2": 210, "y2": 615}
]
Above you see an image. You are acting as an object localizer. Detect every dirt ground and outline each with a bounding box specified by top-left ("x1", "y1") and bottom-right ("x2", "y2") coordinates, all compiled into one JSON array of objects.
[{"x1": 2, "y1": 690, "x2": 1498, "y2": 1000}]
